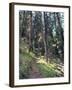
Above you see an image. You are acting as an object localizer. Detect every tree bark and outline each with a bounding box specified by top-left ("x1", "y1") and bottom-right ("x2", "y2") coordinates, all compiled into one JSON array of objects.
[
  {"x1": 56, "y1": 13, "x2": 64, "y2": 63},
  {"x1": 41, "y1": 12, "x2": 48, "y2": 63},
  {"x1": 27, "y1": 11, "x2": 32, "y2": 52}
]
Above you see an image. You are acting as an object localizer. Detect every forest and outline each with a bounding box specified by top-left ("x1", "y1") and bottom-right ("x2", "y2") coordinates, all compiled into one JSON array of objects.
[{"x1": 19, "y1": 10, "x2": 64, "y2": 79}]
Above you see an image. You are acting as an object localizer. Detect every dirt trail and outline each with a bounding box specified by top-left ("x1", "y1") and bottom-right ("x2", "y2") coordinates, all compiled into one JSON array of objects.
[
  {"x1": 28, "y1": 58, "x2": 64, "y2": 78},
  {"x1": 29, "y1": 60, "x2": 43, "y2": 78}
]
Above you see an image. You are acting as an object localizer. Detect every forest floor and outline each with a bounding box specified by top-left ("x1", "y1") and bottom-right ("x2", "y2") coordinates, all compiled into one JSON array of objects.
[
  {"x1": 29, "y1": 58, "x2": 43, "y2": 78},
  {"x1": 19, "y1": 41, "x2": 64, "y2": 79},
  {"x1": 28, "y1": 57, "x2": 64, "y2": 78}
]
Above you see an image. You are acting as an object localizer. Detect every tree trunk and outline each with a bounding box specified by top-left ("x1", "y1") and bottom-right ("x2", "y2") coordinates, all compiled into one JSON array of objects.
[
  {"x1": 27, "y1": 11, "x2": 32, "y2": 52},
  {"x1": 56, "y1": 13, "x2": 64, "y2": 63},
  {"x1": 41, "y1": 12, "x2": 48, "y2": 63}
]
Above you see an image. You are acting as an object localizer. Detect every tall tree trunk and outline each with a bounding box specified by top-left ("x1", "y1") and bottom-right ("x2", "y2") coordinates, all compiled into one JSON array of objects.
[
  {"x1": 27, "y1": 11, "x2": 32, "y2": 52},
  {"x1": 56, "y1": 13, "x2": 64, "y2": 63},
  {"x1": 54, "y1": 13, "x2": 59, "y2": 58},
  {"x1": 44, "y1": 12, "x2": 49, "y2": 62},
  {"x1": 41, "y1": 12, "x2": 48, "y2": 63},
  {"x1": 32, "y1": 11, "x2": 36, "y2": 53}
]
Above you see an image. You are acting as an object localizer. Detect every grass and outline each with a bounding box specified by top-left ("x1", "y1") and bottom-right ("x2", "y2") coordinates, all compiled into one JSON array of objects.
[
  {"x1": 37, "y1": 59, "x2": 58, "y2": 77},
  {"x1": 19, "y1": 51, "x2": 63, "y2": 79},
  {"x1": 19, "y1": 41, "x2": 64, "y2": 79},
  {"x1": 19, "y1": 50, "x2": 35, "y2": 79},
  {"x1": 19, "y1": 41, "x2": 37, "y2": 79}
]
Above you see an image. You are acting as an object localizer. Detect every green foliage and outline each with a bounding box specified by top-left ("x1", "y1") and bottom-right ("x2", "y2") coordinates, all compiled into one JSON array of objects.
[
  {"x1": 19, "y1": 49, "x2": 35, "y2": 79},
  {"x1": 37, "y1": 61, "x2": 58, "y2": 77}
]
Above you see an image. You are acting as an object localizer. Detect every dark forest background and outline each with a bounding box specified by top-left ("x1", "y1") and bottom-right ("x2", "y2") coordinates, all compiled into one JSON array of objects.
[{"x1": 19, "y1": 10, "x2": 64, "y2": 79}]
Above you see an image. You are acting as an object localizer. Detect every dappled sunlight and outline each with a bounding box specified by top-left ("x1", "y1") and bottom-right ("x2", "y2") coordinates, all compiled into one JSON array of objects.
[
  {"x1": 29, "y1": 52, "x2": 35, "y2": 58},
  {"x1": 36, "y1": 59, "x2": 64, "y2": 77},
  {"x1": 37, "y1": 59, "x2": 47, "y2": 65},
  {"x1": 37, "y1": 63, "x2": 58, "y2": 77}
]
